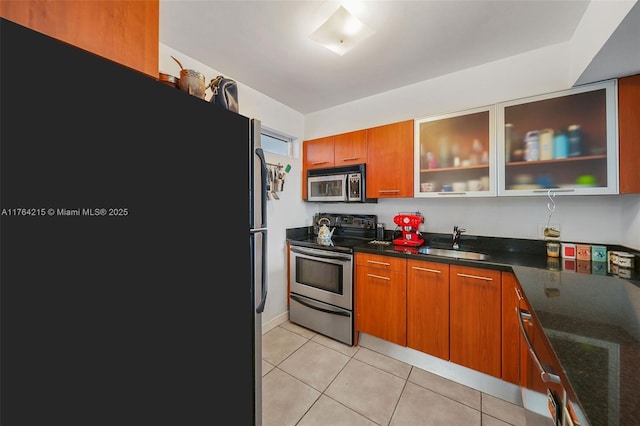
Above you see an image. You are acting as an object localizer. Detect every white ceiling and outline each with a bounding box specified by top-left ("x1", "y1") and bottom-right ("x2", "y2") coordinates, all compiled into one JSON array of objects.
[{"x1": 160, "y1": 1, "x2": 640, "y2": 115}]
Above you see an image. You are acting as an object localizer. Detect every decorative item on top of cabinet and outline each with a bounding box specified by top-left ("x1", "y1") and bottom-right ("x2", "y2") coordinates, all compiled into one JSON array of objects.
[
  {"x1": 414, "y1": 106, "x2": 496, "y2": 197},
  {"x1": 0, "y1": 0, "x2": 159, "y2": 78},
  {"x1": 367, "y1": 120, "x2": 414, "y2": 199},
  {"x1": 618, "y1": 73, "x2": 640, "y2": 194},
  {"x1": 497, "y1": 79, "x2": 618, "y2": 196}
]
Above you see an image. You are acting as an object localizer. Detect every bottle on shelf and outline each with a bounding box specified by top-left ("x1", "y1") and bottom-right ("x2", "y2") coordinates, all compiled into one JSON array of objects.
[
  {"x1": 539, "y1": 128, "x2": 554, "y2": 160},
  {"x1": 505, "y1": 123, "x2": 513, "y2": 162},
  {"x1": 426, "y1": 152, "x2": 437, "y2": 169},
  {"x1": 524, "y1": 130, "x2": 540, "y2": 161},
  {"x1": 553, "y1": 130, "x2": 569, "y2": 159},
  {"x1": 568, "y1": 124, "x2": 582, "y2": 157},
  {"x1": 439, "y1": 137, "x2": 450, "y2": 168}
]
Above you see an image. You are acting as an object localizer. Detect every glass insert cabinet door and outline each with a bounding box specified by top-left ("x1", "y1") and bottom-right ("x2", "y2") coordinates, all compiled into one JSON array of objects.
[
  {"x1": 414, "y1": 105, "x2": 496, "y2": 197},
  {"x1": 497, "y1": 80, "x2": 618, "y2": 196}
]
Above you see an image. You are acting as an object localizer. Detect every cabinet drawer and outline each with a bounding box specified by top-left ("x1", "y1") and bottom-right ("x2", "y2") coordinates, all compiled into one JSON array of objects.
[
  {"x1": 407, "y1": 259, "x2": 448, "y2": 274},
  {"x1": 355, "y1": 253, "x2": 406, "y2": 272}
]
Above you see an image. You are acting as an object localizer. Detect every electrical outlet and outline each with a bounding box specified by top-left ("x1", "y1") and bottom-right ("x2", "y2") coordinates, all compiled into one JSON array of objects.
[{"x1": 538, "y1": 223, "x2": 560, "y2": 239}]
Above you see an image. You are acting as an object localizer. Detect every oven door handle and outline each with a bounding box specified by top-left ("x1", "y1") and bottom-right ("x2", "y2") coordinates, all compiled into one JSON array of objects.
[
  {"x1": 290, "y1": 294, "x2": 350, "y2": 317},
  {"x1": 290, "y1": 246, "x2": 352, "y2": 262}
]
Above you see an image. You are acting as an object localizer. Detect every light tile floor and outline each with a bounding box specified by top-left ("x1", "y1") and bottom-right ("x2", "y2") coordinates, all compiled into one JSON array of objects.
[{"x1": 262, "y1": 321, "x2": 548, "y2": 426}]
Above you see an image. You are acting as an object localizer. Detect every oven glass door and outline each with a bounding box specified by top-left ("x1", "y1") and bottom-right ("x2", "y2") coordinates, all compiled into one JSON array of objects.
[
  {"x1": 289, "y1": 246, "x2": 352, "y2": 310},
  {"x1": 307, "y1": 174, "x2": 347, "y2": 202}
]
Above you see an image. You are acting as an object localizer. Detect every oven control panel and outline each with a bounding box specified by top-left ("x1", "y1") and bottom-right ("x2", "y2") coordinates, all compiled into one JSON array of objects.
[{"x1": 314, "y1": 213, "x2": 377, "y2": 230}]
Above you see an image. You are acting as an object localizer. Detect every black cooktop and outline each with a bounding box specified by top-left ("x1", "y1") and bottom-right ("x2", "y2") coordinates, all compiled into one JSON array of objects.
[{"x1": 287, "y1": 213, "x2": 378, "y2": 253}]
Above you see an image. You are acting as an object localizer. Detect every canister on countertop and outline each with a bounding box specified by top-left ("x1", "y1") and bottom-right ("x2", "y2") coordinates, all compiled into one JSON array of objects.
[
  {"x1": 561, "y1": 243, "x2": 576, "y2": 259},
  {"x1": 376, "y1": 223, "x2": 385, "y2": 240},
  {"x1": 546, "y1": 242, "x2": 560, "y2": 258},
  {"x1": 609, "y1": 251, "x2": 620, "y2": 266},
  {"x1": 591, "y1": 245, "x2": 607, "y2": 262},
  {"x1": 576, "y1": 244, "x2": 591, "y2": 261},
  {"x1": 618, "y1": 252, "x2": 635, "y2": 269}
]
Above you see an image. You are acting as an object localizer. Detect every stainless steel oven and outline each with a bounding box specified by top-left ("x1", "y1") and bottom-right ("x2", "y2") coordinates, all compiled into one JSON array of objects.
[
  {"x1": 287, "y1": 213, "x2": 377, "y2": 346},
  {"x1": 289, "y1": 246, "x2": 353, "y2": 345}
]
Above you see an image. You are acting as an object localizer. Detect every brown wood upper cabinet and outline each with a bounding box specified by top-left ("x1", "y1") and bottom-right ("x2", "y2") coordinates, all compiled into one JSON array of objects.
[
  {"x1": 335, "y1": 130, "x2": 368, "y2": 165},
  {"x1": 618, "y1": 73, "x2": 640, "y2": 194},
  {"x1": 367, "y1": 120, "x2": 414, "y2": 198},
  {"x1": 0, "y1": 0, "x2": 159, "y2": 77},
  {"x1": 303, "y1": 135, "x2": 336, "y2": 170}
]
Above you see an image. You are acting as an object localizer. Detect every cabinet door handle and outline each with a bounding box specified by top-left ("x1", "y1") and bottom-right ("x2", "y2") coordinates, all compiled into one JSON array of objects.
[
  {"x1": 311, "y1": 161, "x2": 330, "y2": 166},
  {"x1": 411, "y1": 266, "x2": 442, "y2": 274},
  {"x1": 367, "y1": 273, "x2": 391, "y2": 281},
  {"x1": 532, "y1": 188, "x2": 574, "y2": 193},
  {"x1": 437, "y1": 192, "x2": 467, "y2": 195},
  {"x1": 367, "y1": 260, "x2": 391, "y2": 266},
  {"x1": 514, "y1": 287, "x2": 523, "y2": 301},
  {"x1": 377, "y1": 189, "x2": 400, "y2": 194},
  {"x1": 456, "y1": 273, "x2": 493, "y2": 281},
  {"x1": 517, "y1": 307, "x2": 562, "y2": 385},
  {"x1": 340, "y1": 157, "x2": 360, "y2": 162}
]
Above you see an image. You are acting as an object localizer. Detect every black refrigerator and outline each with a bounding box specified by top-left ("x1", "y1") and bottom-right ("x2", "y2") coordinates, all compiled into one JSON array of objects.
[{"x1": 0, "y1": 18, "x2": 266, "y2": 425}]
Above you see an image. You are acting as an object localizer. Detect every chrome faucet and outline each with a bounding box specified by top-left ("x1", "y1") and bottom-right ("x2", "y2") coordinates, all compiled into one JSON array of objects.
[{"x1": 452, "y1": 226, "x2": 466, "y2": 249}]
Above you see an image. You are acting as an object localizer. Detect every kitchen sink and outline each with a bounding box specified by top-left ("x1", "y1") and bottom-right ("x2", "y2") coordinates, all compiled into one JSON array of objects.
[{"x1": 418, "y1": 247, "x2": 490, "y2": 261}]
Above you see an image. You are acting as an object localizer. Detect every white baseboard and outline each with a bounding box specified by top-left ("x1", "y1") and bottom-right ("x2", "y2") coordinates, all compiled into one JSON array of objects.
[{"x1": 261, "y1": 310, "x2": 289, "y2": 334}]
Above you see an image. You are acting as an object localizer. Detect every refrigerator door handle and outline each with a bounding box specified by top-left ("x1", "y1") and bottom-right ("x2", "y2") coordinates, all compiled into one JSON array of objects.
[
  {"x1": 255, "y1": 147, "x2": 268, "y2": 313},
  {"x1": 255, "y1": 227, "x2": 268, "y2": 314},
  {"x1": 255, "y1": 147, "x2": 268, "y2": 228}
]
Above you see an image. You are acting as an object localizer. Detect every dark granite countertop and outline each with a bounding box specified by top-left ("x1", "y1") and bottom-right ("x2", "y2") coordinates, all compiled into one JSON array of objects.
[{"x1": 351, "y1": 232, "x2": 640, "y2": 425}]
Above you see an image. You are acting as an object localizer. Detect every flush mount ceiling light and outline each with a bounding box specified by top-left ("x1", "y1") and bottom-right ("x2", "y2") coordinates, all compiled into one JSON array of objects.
[{"x1": 309, "y1": 5, "x2": 375, "y2": 56}]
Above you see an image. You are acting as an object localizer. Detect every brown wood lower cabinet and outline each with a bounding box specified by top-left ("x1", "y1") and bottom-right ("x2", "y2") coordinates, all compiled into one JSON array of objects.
[
  {"x1": 355, "y1": 253, "x2": 407, "y2": 346},
  {"x1": 449, "y1": 265, "x2": 502, "y2": 377},
  {"x1": 407, "y1": 259, "x2": 450, "y2": 359},
  {"x1": 356, "y1": 254, "x2": 521, "y2": 382}
]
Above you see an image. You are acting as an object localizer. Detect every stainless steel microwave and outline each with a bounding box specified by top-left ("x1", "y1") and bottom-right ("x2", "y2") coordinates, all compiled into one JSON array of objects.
[{"x1": 307, "y1": 164, "x2": 376, "y2": 203}]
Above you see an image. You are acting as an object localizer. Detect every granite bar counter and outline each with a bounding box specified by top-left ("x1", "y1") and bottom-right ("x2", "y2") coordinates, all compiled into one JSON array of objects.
[{"x1": 353, "y1": 232, "x2": 640, "y2": 426}]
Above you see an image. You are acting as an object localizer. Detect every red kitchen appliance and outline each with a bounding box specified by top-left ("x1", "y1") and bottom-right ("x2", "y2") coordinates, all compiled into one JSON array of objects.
[{"x1": 393, "y1": 212, "x2": 425, "y2": 246}]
